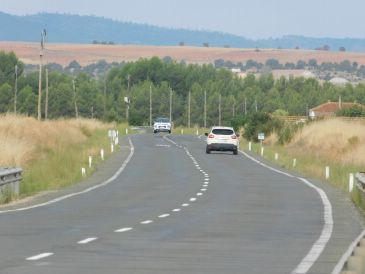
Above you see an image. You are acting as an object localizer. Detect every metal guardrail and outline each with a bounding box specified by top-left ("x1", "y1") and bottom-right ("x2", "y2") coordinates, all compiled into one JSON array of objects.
[
  {"x1": 335, "y1": 172, "x2": 365, "y2": 274},
  {"x1": 0, "y1": 167, "x2": 22, "y2": 198}
]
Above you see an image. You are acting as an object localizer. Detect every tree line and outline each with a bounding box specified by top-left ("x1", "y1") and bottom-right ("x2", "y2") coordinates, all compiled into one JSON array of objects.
[{"x1": 1, "y1": 51, "x2": 365, "y2": 126}]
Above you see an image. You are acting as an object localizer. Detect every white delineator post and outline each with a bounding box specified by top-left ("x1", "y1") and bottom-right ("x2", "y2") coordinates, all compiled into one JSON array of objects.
[
  {"x1": 111, "y1": 143, "x2": 114, "y2": 153},
  {"x1": 275, "y1": 153, "x2": 279, "y2": 161},
  {"x1": 261, "y1": 147, "x2": 264, "y2": 156},
  {"x1": 349, "y1": 173, "x2": 354, "y2": 192},
  {"x1": 293, "y1": 158, "x2": 297, "y2": 168},
  {"x1": 248, "y1": 142, "x2": 252, "y2": 151},
  {"x1": 196, "y1": 129, "x2": 199, "y2": 135},
  {"x1": 181, "y1": 129, "x2": 184, "y2": 135},
  {"x1": 100, "y1": 149, "x2": 104, "y2": 160},
  {"x1": 88, "y1": 156, "x2": 92, "y2": 168},
  {"x1": 125, "y1": 128, "x2": 128, "y2": 135},
  {"x1": 115, "y1": 137, "x2": 119, "y2": 145},
  {"x1": 81, "y1": 167, "x2": 86, "y2": 177},
  {"x1": 325, "y1": 166, "x2": 330, "y2": 180}
]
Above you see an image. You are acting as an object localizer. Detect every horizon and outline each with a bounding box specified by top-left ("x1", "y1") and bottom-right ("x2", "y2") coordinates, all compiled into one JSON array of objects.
[{"x1": 0, "y1": 0, "x2": 365, "y2": 39}]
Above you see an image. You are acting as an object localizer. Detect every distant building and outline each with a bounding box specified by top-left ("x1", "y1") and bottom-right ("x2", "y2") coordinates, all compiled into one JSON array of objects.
[
  {"x1": 271, "y1": 70, "x2": 315, "y2": 80},
  {"x1": 231, "y1": 68, "x2": 241, "y2": 73},
  {"x1": 329, "y1": 77, "x2": 349, "y2": 86},
  {"x1": 309, "y1": 101, "x2": 364, "y2": 118}
]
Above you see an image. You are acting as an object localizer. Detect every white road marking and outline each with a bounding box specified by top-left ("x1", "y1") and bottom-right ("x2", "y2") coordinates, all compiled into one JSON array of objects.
[
  {"x1": 158, "y1": 214, "x2": 170, "y2": 218},
  {"x1": 239, "y1": 149, "x2": 333, "y2": 274},
  {"x1": 172, "y1": 208, "x2": 181, "y2": 212},
  {"x1": 182, "y1": 203, "x2": 190, "y2": 207},
  {"x1": 1, "y1": 138, "x2": 135, "y2": 214},
  {"x1": 115, "y1": 227, "x2": 133, "y2": 233},
  {"x1": 140, "y1": 220, "x2": 153, "y2": 224},
  {"x1": 204, "y1": 178, "x2": 209, "y2": 181},
  {"x1": 156, "y1": 144, "x2": 171, "y2": 147},
  {"x1": 201, "y1": 188, "x2": 207, "y2": 191},
  {"x1": 197, "y1": 193, "x2": 203, "y2": 196},
  {"x1": 26, "y1": 253, "x2": 54, "y2": 261},
  {"x1": 78, "y1": 237, "x2": 97, "y2": 244},
  {"x1": 190, "y1": 197, "x2": 197, "y2": 202}
]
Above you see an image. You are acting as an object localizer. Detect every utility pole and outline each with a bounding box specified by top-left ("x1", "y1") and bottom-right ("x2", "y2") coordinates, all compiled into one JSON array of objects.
[
  {"x1": 244, "y1": 97, "x2": 247, "y2": 115},
  {"x1": 103, "y1": 77, "x2": 107, "y2": 116},
  {"x1": 255, "y1": 99, "x2": 258, "y2": 113},
  {"x1": 37, "y1": 29, "x2": 46, "y2": 121},
  {"x1": 44, "y1": 67, "x2": 49, "y2": 120},
  {"x1": 232, "y1": 103, "x2": 235, "y2": 117},
  {"x1": 14, "y1": 64, "x2": 18, "y2": 114},
  {"x1": 126, "y1": 74, "x2": 131, "y2": 122},
  {"x1": 219, "y1": 93, "x2": 221, "y2": 126},
  {"x1": 72, "y1": 79, "x2": 79, "y2": 119},
  {"x1": 169, "y1": 88, "x2": 173, "y2": 123},
  {"x1": 204, "y1": 90, "x2": 207, "y2": 128},
  {"x1": 188, "y1": 91, "x2": 191, "y2": 128},
  {"x1": 149, "y1": 85, "x2": 152, "y2": 126},
  {"x1": 91, "y1": 106, "x2": 94, "y2": 119}
]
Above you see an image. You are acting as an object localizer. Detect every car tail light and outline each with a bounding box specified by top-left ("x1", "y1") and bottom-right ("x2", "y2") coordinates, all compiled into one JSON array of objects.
[
  {"x1": 208, "y1": 134, "x2": 215, "y2": 138},
  {"x1": 231, "y1": 135, "x2": 237, "y2": 139}
]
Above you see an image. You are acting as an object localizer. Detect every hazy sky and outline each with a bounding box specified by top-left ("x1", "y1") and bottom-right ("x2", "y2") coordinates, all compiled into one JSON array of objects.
[{"x1": 1, "y1": 0, "x2": 364, "y2": 39}]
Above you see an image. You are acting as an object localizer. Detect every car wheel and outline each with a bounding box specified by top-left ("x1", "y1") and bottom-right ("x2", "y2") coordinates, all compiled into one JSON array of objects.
[
  {"x1": 206, "y1": 146, "x2": 211, "y2": 154},
  {"x1": 168, "y1": 130, "x2": 171, "y2": 134},
  {"x1": 153, "y1": 130, "x2": 157, "y2": 134},
  {"x1": 233, "y1": 149, "x2": 238, "y2": 155}
]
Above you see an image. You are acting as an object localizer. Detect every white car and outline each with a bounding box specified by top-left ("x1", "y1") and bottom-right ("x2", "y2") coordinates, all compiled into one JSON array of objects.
[
  {"x1": 153, "y1": 117, "x2": 172, "y2": 134},
  {"x1": 205, "y1": 126, "x2": 239, "y2": 155}
]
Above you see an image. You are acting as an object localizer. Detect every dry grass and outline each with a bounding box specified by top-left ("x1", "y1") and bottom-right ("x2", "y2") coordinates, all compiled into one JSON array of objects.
[
  {"x1": 0, "y1": 114, "x2": 110, "y2": 167},
  {"x1": 2, "y1": 42, "x2": 365, "y2": 66},
  {"x1": 287, "y1": 119, "x2": 365, "y2": 166}
]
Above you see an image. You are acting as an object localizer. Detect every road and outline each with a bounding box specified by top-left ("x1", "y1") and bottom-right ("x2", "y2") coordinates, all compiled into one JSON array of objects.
[{"x1": 0, "y1": 134, "x2": 363, "y2": 274}]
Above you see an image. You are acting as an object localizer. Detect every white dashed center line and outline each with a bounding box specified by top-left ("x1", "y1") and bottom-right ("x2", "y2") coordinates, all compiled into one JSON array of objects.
[
  {"x1": 182, "y1": 203, "x2": 190, "y2": 207},
  {"x1": 115, "y1": 227, "x2": 133, "y2": 233},
  {"x1": 140, "y1": 220, "x2": 154, "y2": 224},
  {"x1": 158, "y1": 214, "x2": 170, "y2": 218},
  {"x1": 77, "y1": 237, "x2": 97, "y2": 244},
  {"x1": 26, "y1": 253, "x2": 54, "y2": 261},
  {"x1": 201, "y1": 188, "x2": 207, "y2": 191},
  {"x1": 197, "y1": 193, "x2": 203, "y2": 196},
  {"x1": 172, "y1": 208, "x2": 181, "y2": 212},
  {"x1": 190, "y1": 197, "x2": 197, "y2": 202}
]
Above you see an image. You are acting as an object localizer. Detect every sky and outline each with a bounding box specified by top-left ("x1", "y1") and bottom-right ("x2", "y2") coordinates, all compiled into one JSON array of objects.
[{"x1": 0, "y1": 0, "x2": 364, "y2": 39}]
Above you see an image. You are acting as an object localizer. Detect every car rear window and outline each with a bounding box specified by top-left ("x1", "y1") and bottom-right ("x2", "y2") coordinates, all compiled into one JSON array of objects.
[
  {"x1": 212, "y1": 129, "x2": 234, "y2": 135},
  {"x1": 155, "y1": 118, "x2": 169, "y2": 123}
]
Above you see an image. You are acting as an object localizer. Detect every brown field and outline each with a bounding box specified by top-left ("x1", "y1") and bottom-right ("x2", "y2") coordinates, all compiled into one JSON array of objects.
[{"x1": 1, "y1": 41, "x2": 365, "y2": 67}]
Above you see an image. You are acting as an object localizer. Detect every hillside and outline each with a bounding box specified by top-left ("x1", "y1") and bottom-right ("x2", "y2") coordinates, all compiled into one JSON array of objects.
[{"x1": 1, "y1": 12, "x2": 365, "y2": 51}]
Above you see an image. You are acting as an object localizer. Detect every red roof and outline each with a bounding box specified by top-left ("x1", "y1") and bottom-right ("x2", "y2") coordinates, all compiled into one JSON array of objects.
[{"x1": 310, "y1": 102, "x2": 363, "y2": 113}]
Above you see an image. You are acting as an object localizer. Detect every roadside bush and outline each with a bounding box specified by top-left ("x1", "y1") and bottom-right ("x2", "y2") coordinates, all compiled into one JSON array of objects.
[
  {"x1": 243, "y1": 112, "x2": 283, "y2": 141},
  {"x1": 336, "y1": 106, "x2": 365, "y2": 117}
]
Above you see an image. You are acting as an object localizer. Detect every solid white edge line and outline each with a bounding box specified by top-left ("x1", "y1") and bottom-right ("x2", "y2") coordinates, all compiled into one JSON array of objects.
[
  {"x1": 78, "y1": 237, "x2": 97, "y2": 244},
  {"x1": 239, "y1": 149, "x2": 333, "y2": 274},
  {"x1": 115, "y1": 227, "x2": 133, "y2": 233},
  {"x1": 26, "y1": 252, "x2": 54, "y2": 261},
  {"x1": 331, "y1": 229, "x2": 365, "y2": 274},
  {"x1": 0, "y1": 138, "x2": 135, "y2": 214}
]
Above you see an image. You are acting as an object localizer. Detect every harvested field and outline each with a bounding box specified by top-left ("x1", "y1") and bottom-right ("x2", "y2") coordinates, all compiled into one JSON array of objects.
[{"x1": 1, "y1": 41, "x2": 365, "y2": 66}]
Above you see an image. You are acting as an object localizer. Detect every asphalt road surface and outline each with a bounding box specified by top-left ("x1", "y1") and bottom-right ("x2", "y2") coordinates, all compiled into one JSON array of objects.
[{"x1": 0, "y1": 134, "x2": 363, "y2": 274}]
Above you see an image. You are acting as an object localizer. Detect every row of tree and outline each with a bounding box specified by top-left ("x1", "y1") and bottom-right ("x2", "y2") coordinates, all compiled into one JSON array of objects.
[{"x1": 1, "y1": 51, "x2": 365, "y2": 126}]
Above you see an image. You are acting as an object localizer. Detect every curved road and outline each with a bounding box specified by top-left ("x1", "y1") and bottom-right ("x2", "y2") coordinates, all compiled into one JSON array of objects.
[{"x1": 0, "y1": 134, "x2": 363, "y2": 274}]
